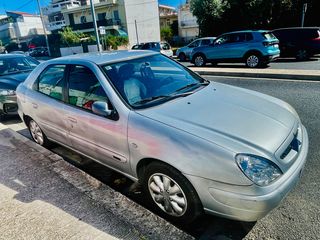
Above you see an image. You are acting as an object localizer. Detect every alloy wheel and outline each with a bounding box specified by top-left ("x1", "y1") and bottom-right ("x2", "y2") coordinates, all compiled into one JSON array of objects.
[
  {"x1": 148, "y1": 173, "x2": 187, "y2": 217},
  {"x1": 246, "y1": 55, "x2": 259, "y2": 68},
  {"x1": 195, "y1": 55, "x2": 204, "y2": 67},
  {"x1": 29, "y1": 120, "x2": 44, "y2": 145}
]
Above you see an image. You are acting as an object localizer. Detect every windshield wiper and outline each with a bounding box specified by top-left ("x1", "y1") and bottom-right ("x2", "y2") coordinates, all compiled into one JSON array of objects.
[
  {"x1": 134, "y1": 92, "x2": 194, "y2": 106},
  {"x1": 133, "y1": 95, "x2": 170, "y2": 105},
  {"x1": 174, "y1": 81, "x2": 209, "y2": 94}
]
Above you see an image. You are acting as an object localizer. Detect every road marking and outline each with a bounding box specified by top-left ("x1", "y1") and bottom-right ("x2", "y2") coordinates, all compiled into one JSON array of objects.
[{"x1": 203, "y1": 75, "x2": 320, "y2": 83}]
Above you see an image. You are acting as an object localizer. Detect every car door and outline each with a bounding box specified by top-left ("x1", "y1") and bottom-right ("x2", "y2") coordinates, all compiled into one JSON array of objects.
[
  {"x1": 63, "y1": 64, "x2": 130, "y2": 172},
  {"x1": 185, "y1": 40, "x2": 200, "y2": 58},
  {"x1": 205, "y1": 34, "x2": 230, "y2": 60},
  {"x1": 32, "y1": 64, "x2": 69, "y2": 145}
]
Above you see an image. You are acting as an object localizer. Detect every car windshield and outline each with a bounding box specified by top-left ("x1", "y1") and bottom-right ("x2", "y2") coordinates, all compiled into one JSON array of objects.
[
  {"x1": 102, "y1": 54, "x2": 208, "y2": 109},
  {"x1": 0, "y1": 56, "x2": 39, "y2": 76}
]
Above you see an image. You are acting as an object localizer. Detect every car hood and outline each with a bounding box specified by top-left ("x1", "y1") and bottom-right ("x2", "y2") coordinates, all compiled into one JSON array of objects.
[
  {"x1": 138, "y1": 82, "x2": 298, "y2": 157},
  {"x1": 0, "y1": 72, "x2": 30, "y2": 89}
]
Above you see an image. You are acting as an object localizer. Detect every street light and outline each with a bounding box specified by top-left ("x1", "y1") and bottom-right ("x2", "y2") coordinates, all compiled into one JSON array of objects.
[
  {"x1": 89, "y1": 0, "x2": 101, "y2": 52},
  {"x1": 301, "y1": 3, "x2": 308, "y2": 27},
  {"x1": 36, "y1": 0, "x2": 51, "y2": 56}
]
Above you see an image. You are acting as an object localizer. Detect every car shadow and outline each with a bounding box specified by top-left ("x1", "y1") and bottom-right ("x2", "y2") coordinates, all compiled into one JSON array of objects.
[
  {"x1": 59, "y1": 147, "x2": 255, "y2": 239},
  {"x1": 274, "y1": 58, "x2": 319, "y2": 63},
  {"x1": 0, "y1": 129, "x2": 142, "y2": 239}
]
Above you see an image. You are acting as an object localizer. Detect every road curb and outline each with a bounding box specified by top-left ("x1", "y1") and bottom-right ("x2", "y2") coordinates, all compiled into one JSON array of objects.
[
  {"x1": 3, "y1": 128, "x2": 193, "y2": 240},
  {"x1": 191, "y1": 69, "x2": 320, "y2": 81}
]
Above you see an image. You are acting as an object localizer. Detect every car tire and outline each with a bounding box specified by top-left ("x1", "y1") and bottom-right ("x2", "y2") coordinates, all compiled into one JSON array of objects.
[
  {"x1": 296, "y1": 49, "x2": 309, "y2": 61},
  {"x1": 28, "y1": 119, "x2": 51, "y2": 147},
  {"x1": 142, "y1": 161, "x2": 203, "y2": 224},
  {"x1": 193, "y1": 54, "x2": 207, "y2": 67},
  {"x1": 178, "y1": 53, "x2": 187, "y2": 62},
  {"x1": 0, "y1": 114, "x2": 4, "y2": 122},
  {"x1": 245, "y1": 53, "x2": 261, "y2": 68}
]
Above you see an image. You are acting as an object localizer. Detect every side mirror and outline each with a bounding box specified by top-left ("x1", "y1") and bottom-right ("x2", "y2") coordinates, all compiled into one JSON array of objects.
[{"x1": 92, "y1": 101, "x2": 113, "y2": 117}]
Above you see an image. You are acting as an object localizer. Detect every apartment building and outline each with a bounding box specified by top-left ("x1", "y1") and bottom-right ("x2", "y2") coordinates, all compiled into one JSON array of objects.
[
  {"x1": 42, "y1": 0, "x2": 81, "y2": 32},
  {"x1": 0, "y1": 11, "x2": 46, "y2": 45},
  {"x1": 178, "y1": 0, "x2": 199, "y2": 42},
  {"x1": 62, "y1": 0, "x2": 160, "y2": 46},
  {"x1": 159, "y1": 4, "x2": 177, "y2": 30}
]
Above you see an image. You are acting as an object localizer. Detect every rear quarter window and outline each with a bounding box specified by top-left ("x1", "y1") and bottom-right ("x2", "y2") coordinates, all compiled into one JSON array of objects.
[{"x1": 262, "y1": 32, "x2": 277, "y2": 40}]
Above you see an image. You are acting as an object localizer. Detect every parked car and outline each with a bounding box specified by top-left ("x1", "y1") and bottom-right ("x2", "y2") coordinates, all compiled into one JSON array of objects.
[
  {"x1": 176, "y1": 37, "x2": 216, "y2": 61},
  {"x1": 132, "y1": 42, "x2": 173, "y2": 57},
  {"x1": 9, "y1": 51, "x2": 26, "y2": 55},
  {"x1": 29, "y1": 47, "x2": 49, "y2": 57},
  {"x1": 17, "y1": 51, "x2": 308, "y2": 223},
  {"x1": 191, "y1": 30, "x2": 280, "y2": 68},
  {"x1": 0, "y1": 54, "x2": 39, "y2": 120},
  {"x1": 272, "y1": 27, "x2": 320, "y2": 60},
  {"x1": 131, "y1": 44, "x2": 143, "y2": 50}
]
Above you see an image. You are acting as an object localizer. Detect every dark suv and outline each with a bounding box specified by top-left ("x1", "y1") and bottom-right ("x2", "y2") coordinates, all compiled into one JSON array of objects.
[
  {"x1": 191, "y1": 30, "x2": 280, "y2": 68},
  {"x1": 272, "y1": 27, "x2": 320, "y2": 60}
]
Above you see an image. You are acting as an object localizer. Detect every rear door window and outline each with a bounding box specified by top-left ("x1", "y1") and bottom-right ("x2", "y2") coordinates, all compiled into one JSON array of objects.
[{"x1": 38, "y1": 65, "x2": 66, "y2": 101}]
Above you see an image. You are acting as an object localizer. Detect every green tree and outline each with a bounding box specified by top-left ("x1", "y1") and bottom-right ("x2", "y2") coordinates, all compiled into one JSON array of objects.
[
  {"x1": 59, "y1": 27, "x2": 84, "y2": 46},
  {"x1": 161, "y1": 26, "x2": 173, "y2": 41},
  {"x1": 190, "y1": 0, "x2": 229, "y2": 36}
]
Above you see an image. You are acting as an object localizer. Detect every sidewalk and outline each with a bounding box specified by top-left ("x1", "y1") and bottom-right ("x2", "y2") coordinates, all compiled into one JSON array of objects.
[
  {"x1": 0, "y1": 128, "x2": 192, "y2": 240},
  {"x1": 189, "y1": 67, "x2": 320, "y2": 81}
]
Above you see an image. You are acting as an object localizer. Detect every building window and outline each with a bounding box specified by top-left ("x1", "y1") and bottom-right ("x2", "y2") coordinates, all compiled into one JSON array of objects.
[
  {"x1": 113, "y1": 10, "x2": 119, "y2": 20},
  {"x1": 80, "y1": 16, "x2": 87, "y2": 23},
  {"x1": 98, "y1": 13, "x2": 106, "y2": 21}
]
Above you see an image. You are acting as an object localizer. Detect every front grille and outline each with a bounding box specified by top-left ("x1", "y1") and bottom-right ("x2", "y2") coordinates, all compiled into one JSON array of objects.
[{"x1": 280, "y1": 129, "x2": 301, "y2": 159}]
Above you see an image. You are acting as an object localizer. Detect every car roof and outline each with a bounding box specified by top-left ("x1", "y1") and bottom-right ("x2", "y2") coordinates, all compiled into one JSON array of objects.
[
  {"x1": 0, "y1": 54, "x2": 27, "y2": 59},
  {"x1": 222, "y1": 30, "x2": 268, "y2": 35},
  {"x1": 49, "y1": 50, "x2": 159, "y2": 65},
  {"x1": 273, "y1": 27, "x2": 320, "y2": 31},
  {"x1": 196, "y1": 37, "x2": 216, "y2": 40}
]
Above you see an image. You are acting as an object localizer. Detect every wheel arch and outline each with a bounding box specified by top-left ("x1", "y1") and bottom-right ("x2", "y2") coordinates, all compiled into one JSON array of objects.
[{"x1": 243, "y1": 49, "x2": 263, "y2": 59}]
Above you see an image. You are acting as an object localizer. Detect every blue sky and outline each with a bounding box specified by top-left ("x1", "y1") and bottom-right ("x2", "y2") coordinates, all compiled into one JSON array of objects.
[{"x1": 0, "y1": 0, "x2": 183, "y2": 15}]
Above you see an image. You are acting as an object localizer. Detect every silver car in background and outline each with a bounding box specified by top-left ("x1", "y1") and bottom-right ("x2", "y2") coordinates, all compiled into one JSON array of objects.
[{"x1": 17, "y1": 51, "x2": 308, "y2": 223}]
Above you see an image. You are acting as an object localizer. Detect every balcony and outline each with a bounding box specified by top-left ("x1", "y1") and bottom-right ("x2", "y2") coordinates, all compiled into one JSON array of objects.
[
  {"x1": 71, "y1": 19, "x2": 121, "y2": 31},
  {"x1": 42, "y1": 0, "x2": 81, "y2": 15},
  {"x1": 180, "y1": 19, "x2": 198, "y2": 28},
  {"x1": 47, "y1": 20, "x2": 66, "y2": 31}
]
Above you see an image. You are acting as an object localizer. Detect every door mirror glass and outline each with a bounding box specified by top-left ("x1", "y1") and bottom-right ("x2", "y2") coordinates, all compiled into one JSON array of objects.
[{"x1": 92, "y1": 101, "x2": 113, "y2": 117}]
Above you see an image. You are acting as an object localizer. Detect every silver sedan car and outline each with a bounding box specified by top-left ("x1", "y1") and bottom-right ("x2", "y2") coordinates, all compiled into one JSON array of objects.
[{"x1": 17, "y1": 51, "x2": 308, "y2": 223}]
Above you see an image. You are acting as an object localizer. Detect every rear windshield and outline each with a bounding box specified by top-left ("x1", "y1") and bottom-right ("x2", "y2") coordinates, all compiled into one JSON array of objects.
[{"x1": 262, "y1": 32, "x2": 277, "y2": 40}]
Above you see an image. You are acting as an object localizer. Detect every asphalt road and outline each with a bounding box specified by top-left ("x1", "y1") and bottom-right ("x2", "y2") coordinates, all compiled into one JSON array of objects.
[
  {"x1": 1, "y1": 76, "x2": 319, "y2": 239},
  {"x1": 180, "y1": 55, "x2": 320, "y2": 70}
]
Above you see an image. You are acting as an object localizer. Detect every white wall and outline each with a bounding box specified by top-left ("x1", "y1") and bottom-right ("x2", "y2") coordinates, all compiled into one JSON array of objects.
[
  {"x1": 14, "y1": 16, "x2": 46, "y2": 38},
  {"x1": 124, "y1": 0, "x2": 161, "y2": 46},
  {"x1": 60, "y1": 46, "x2": 83, "y2": 56}
]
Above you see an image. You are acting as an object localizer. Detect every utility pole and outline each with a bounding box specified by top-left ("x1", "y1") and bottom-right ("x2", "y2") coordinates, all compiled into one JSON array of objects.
[
  {"x1": 36, "y1": 0, "x2": 51, "y2": 56},
  {"x1": 134, "y1": 20, "x2": 139, "y2": 44},
  {"x1": 301, "y1": 3, "x2": 308, "y2": 27},
  {"x1": 90, "y1": 0, "x2": 101, "y2": 52}
]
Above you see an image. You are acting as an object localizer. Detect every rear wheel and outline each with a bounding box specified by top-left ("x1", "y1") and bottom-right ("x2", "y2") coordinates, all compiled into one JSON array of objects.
[
  {"x1": 142, "y1": 162, "x2": 203, "y2": 224},
  {"x1": 193, "y1": 54, "x2": 207, "y2": 67},
  {"x1": 178, "y1": 53, "x2": 186, "y2": 62},
  {"x1": 245, "y1": 53, "x2": 261, "y2": 68},
  {"x1": 28, "y1": 119, "x2": 51, "y2": 147},
  {"x1": 296, "y1": 49, "x2": 309, "y2": 61}
]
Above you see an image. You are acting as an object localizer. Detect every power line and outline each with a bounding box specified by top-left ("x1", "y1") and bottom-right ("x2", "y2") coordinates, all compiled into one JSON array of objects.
[{"x1": 14, "y1": 0, "x2": 34, "y2": 12}]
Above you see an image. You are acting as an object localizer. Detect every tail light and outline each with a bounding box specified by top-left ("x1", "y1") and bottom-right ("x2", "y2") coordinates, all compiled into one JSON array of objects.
[{"x1": 263, "y1": 42, "x2": 278, "y2": 47}]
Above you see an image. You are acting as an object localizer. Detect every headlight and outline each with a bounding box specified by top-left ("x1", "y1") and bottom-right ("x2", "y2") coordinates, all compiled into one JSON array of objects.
[
  {"x1": 235, "y1": 154, "x2": 282, "y2": 186},
  {"x1": 0, "y1": 89, "x2": 16, "y2": 96}
]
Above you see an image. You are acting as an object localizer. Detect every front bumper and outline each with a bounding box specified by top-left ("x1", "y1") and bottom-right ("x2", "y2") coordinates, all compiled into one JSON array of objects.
[
  {"x1": 0, "y1": 95, "x2": 18, "y2": 116},
  {"x1": 186, "y1": 125, "x2": 308, "y2": 222}
]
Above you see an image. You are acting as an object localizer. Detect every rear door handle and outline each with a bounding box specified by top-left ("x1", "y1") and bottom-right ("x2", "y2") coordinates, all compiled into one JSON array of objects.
[
  {"x1": 32, "y1": 103, "x2": 38, "y2": 109},
  {"x1": 67, "y1": 117, "x2": 77, "y2": 123}
]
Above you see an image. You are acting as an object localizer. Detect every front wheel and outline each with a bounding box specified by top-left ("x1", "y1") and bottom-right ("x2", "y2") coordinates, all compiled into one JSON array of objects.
[
  {"x1": 142, "y1": 162, "x2": 203, "y2": 224},
  {"x1": 245, "y1": 54, "x2": 261, "y2": 68},
  {"x1": 193, "y1": 54, "x2": 207, "y2": 67},
  {"x1": 178, "y1": 53, "x2": 186, "y2": 62},
  {"x1": 296, "y1": 49, "x2": 309, "y2": 61}
]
